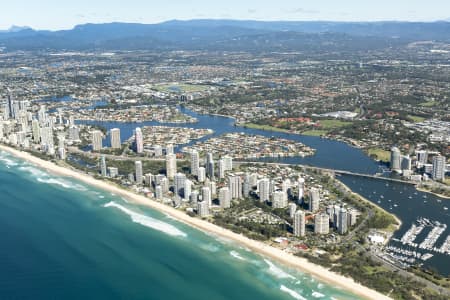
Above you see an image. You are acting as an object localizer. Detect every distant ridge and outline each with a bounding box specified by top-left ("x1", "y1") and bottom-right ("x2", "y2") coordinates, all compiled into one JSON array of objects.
[{"x1": 0, "y1": 19, "x2": 449, "y2": 51}]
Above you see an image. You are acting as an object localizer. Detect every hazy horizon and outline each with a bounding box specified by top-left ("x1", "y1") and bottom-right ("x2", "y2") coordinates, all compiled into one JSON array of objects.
[{"x1": 1, "y1": 0, "x2": 449, "y2": 30}]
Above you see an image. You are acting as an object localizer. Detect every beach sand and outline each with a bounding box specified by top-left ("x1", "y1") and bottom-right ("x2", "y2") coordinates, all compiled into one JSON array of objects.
[{"x1": 0, "y1": 145, "x2": 391, "y2": 300}]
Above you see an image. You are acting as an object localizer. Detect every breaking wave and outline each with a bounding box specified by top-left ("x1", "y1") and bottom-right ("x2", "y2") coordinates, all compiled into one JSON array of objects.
[
  {"x1": 37, "y1": 177, "x2": 87, "y2": 191},
  {"x1": 104, "y1": 201, "x2": 187, "y2": 237},
  {"x1": 264, "y1": 259, "x2": 296, "y2": 279},
  {"x1": 280, "y1": 285, "x2": 307, "y2": 300},
  {"x1": 230, "y1": 250, "x2": 246, "y2": 261}
]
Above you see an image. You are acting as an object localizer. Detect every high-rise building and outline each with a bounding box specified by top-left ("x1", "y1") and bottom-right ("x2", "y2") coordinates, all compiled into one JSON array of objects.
[
  {"x1": 258, "y1": 178, "x2": 270, "y2": 202},
  {"x1": 416, "y1": 150, "x2": 428, "y2": 165},
  {"x1": 155, "y1": 185, "x2": 163, "y2": 200},
  {"x1": 197, "y1": 201, "x2": 209, "y2": 217},
  {"x1": 298, "y1": 177, "x2": 305, "y2": 205},
  {"x1": 191, "y1": 150, "x2": 199, "y2": 176},
  {"x1": 401, "y1": 155, "x2": 411, "y2": 172},
  {"x1": 134, "y1": 127, "x2": 144, "y2": 154},
  {"x1": 92, "y1": 130, "x2": 103, "y2": 151},
  {"x1": 289, "y1": 203, "x2": 297, "y2": 218},
  {"x1": 32, "y1": 119, "x2": 40, "y2": 143},
  {"x1": 243, "y1": 173, "x2": 251, "y2": 197},
  {"x1": 166, "y1": 144, "x2": 174, "y2": 155},
  {"x1": 390, "y1": 147, "x2": 401, "y2": 172},
  {"x1": 314, "y1": 213, "x2": 330, "y2": 235},
  {"x1": 201, "y1": 186, "x2": 211, "y2": 207},
  {"x1": 184, "y1": 179, "x2": 192, "y2": 201},
  {"x1": 100, "y1": 155, "x2": 107, "y2": 177},
  {"x1": 166, "y1": 153, "x2": 177, "y2": 180},
  {"x1": 432, "y1": 155, "x2": 446, "y2": 181},
  {"x1": 219, "y1": 187, "x2": 231, "y2": 209},
  {"x1": 135, "y1": 161, "x2": 143, "y2": 185},
  {"x1": 58, "y1": 136, "x2": 66, "y2": 160},
  {"x1": 218, "y1": 159, "x2": 226, "y2": 179},
  {"x1": 174, "y1": 173, "x2": 186, "y2": 200},
  {"x1": 190, "y1": 190, "x2": 199, "y2": 204},
  {"x1": 108, "y1": 167, "x2": 118, "y2": 178},
  {"x1": 197, "y1": 167, "x2": 206, "y2": 182},
  {"x1": 309, "y1": 188, "x2": 320, "y2": 213},
  {"x1": 110, "y1": 128, "x2": 121, "y2": 149},
  {"x1": 272, "y1": 190, "x2": 287, "y2": 208},
  {"x1": 68, "y1": 126, "x2": 80, "y2": 142},
  {"x1": 223, "y1": 155, "x2": 233, "y2": 171},
  {"x1": 228, "y1": 175, "x2": 242, "y2": 199},
  {"x1": 206, "y1": 152, "x2": 215, "y2": 180},
  {"x1": 294, "y1": 210, "x2": 306, "y2": 237},
  {"x1": 338, "y1": 209, "x2": 348, "y2": 234}
]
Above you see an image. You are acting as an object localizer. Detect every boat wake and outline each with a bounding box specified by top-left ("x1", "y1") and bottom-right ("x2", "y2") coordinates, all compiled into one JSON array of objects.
[{"x1": 104, "y1": 201, "x2": 187, "y2": 237}]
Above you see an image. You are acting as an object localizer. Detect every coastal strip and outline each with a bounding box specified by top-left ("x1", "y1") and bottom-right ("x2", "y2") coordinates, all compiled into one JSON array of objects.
[{"x1": 0, "y1": 144, "x2": 391, "y2": 300}]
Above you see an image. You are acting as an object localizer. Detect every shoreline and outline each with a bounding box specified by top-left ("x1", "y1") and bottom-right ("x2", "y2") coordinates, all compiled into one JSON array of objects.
[
  {"x1": 0, "y1": 144, "x2": 391, "y2": 300},
  {"x1": 416, "y1": 186, "x2": 450, "y2": 200},
  {"x1": 337, "y1": 179, "x2": 403, "y2": 231}
]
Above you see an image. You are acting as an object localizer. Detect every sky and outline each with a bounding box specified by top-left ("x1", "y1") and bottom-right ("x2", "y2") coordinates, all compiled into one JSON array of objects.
[{"x1": 0, "y1": 0, "x2": 449, "y2": 30}]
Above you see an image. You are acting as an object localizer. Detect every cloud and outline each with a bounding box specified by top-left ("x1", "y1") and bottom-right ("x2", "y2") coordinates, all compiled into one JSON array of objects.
[
  {"x1": 248, "y1": 9, "x2": 257, "y2": 14},
  {"x1": 75, "y1": 14, "x2": 86, "y2": 18}
]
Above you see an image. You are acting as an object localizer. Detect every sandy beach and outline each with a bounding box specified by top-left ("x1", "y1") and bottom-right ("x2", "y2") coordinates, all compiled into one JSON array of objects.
[{"x1": 0, "y1": 144, "x2": 391, "y2": 300}]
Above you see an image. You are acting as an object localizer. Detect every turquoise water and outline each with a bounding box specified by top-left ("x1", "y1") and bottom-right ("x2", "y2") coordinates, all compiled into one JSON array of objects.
[{"x1": 0, "y1": 151, "x2": 361, "y2": 300}]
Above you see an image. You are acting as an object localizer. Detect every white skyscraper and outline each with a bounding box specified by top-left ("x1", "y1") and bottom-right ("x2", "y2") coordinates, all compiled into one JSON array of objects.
[
  {"x1": 314, "y1": 213, "x2": 330, "y2": 235},
  {"x1": 218, "y1": 159, "x2": 226, "y2": 179},
  {"x1": 110, "y1": 128, "x2": 121, "y2": 149},
  {"x1": 184, "y1": 179, "x2": 192, "y2": 201},
  {"x1": 309, "y1": 188, "x2": 320, "y2": 213},
  {"x1": 202, "y1": 186, "x2": 212, "y2": 207},
  {"x1": 338, "y1": 209, "x2": 348, "y2": 234},
  {"x1": 228, "y1": 175, "x2": 242, "y2": 199},
  {"x1": 58, "y1": 136, "x2": 66, "y2": 160},
  {"x1": 272, "y1": 190, "x2": 287, "y2": 208},
  {"x1": 294, "y1": 210, "x2": 306, "y2": 237},
  {"x1": 135, "y1": 161, "x2": 143, "y2": 185},
  {"x1": 258, "y1": 178, "x2": 270, "y2": 202},
  {"x1": 390, "y1": 146, "x2": 401, "y2": 173},
  {"x1": 166, "y1": 144, "x2": 174, "y2": 155},
  {"x1": 289, "y1": 203, "x2": 297, "y2": 218},
  {"x1": 223, "y1": 155, "x2": 233, "y2": 171},
  {"x1": 174, "y1": 173, "x2": 187, "y2": 201},
  {"x1": 197, "y1": 201, "x2": 209, "y2": 217},
  {"x1": 197, "y1": 167, "x2": 206, "y2": 182},
  {"x1": 191, "y1": 150, "x2": 200, "y2": 176},
  {"x1": 166, "y1": 153, "x2": 177, "y2": 180},
  {"x1": 92, "y1": 130, "x2": 103, "y2": 151},
  {"x1": 206, "y1": 152, "x2": 215, "y2": 180},
  {"x1": 219, "y1": 187, "x2": 231, "y2": 209},
  {"x1": 298, "y1": 177, "x2": 305, "y2": 204},
  {"x1": 135, "y1": 127, "x2": 144, "y2": 154},
  {"x1": 432, "y1": 155, "x2": 446, "y2": 181},
  {"x1": 100, "y1": 155, "x2": 107, "y2": 177}
]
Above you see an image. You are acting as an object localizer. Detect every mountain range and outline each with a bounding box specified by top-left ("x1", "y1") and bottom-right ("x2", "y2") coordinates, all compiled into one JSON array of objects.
[{"x1": 0, "y1": 20, "x2": 449, "y2": 52}]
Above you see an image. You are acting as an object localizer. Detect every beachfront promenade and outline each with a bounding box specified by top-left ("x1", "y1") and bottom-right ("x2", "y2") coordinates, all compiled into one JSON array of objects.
[{"x1": 234, "y1": 161, "x2": 418, "y2": 185}]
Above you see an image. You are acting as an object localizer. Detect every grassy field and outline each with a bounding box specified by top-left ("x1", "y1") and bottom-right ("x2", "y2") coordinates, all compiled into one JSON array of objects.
[
  {"x1": 367, "y1": 148, "x2": 391, "y2": 163},
  {"x1": 316, "y1": 119, "x2": 352, "y2": 129},
  {"x1": 301, "y1": 129, "x2": 329, "y2": 136},
  {"x1": 420, "y1": 100, "x2": 438, "y2": 107},
  {"x1": 242, "y1": 123, "x2": 291, "y2": 133},
  {"x1": 408, "y1": 115, "x2": 426, "y2": 122}
]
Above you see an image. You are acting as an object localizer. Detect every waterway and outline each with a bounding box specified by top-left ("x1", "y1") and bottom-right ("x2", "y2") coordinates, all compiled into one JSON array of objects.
[{"x1": 78, "y1": 106, "x2": 450, "y2": 275}]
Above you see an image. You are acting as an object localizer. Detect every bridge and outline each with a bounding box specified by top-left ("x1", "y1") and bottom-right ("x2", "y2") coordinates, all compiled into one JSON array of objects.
[{"x1": 234, "y1": 161, "x2": 418, "y2": 185}]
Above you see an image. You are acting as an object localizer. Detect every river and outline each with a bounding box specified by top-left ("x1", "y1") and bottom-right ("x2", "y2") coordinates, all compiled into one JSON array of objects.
[{"x1": 78, "y1": 106, "x2": 450, "y2": 276}]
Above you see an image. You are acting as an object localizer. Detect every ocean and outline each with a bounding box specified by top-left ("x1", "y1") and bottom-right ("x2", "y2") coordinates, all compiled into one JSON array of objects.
[{"x1": 0, "y1": 150, "x2": 360, "y2": 300}]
